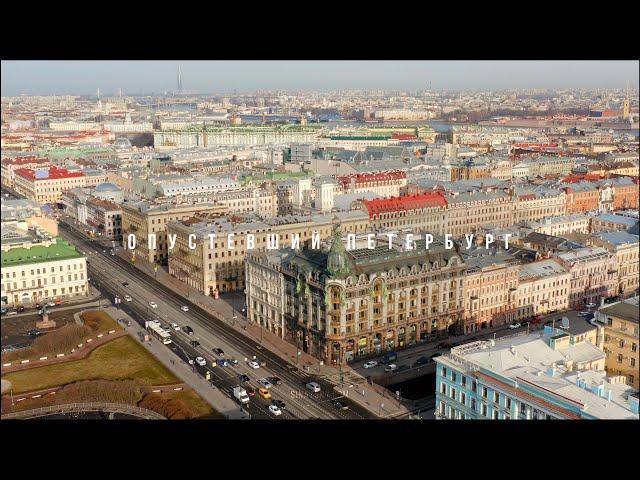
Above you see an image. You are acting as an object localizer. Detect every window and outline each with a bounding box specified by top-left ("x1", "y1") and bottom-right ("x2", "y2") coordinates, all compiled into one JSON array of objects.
[
  {"x1": 481, "y1": 403, "x2": 487, "y2": 416},
  {"x1": 482, "y1": 387, "x2": 488, "y2": 399},
  {"x1": 471, "y1": 398, "x2": 476, "y2": 410},
  {"x1": 494, "y1": 392, "x2": 499, "y2": 404},
  {"x1": 440, "y1": 383, "x2": 446, "y2": 395}
]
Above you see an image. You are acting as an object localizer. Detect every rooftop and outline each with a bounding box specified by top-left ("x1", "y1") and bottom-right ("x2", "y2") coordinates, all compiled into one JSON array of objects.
[
  {"x1": 1, "y1": 237, "x2": 83, "y2": 267},
  {"x1": 598, "y1": 297, "x2": 639, "y2": 325}
]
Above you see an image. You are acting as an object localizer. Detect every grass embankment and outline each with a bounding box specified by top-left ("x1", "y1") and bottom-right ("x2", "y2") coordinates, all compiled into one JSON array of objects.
[
  {"x1": 1, "y1": 310, "x2": 122, "y2": 364},
  {"x1": 4, "y1": 336, "x2": 178, "y2": 394}
]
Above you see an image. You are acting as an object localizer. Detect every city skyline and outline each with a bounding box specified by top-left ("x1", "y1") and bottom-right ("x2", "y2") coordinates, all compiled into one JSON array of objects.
[{"x1": 2, "y1": 60, "x2": 639, "y2": 96}]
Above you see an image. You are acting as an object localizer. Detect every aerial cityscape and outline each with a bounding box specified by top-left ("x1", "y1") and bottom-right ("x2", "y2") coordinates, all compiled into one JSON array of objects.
[{"x1": 1, "y1": 60, "x2": 639, "y2": 421}]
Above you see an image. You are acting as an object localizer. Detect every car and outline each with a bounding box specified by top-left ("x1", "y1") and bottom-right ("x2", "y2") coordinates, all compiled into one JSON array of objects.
[
  {"x1": 124, "y1": 295, "x2": 132, "y2": 302},
  {"x1": 122, "y1": 282, "x2": 129, "y2": 287},
  {"x1": 414, "y1": 356, "x2": 430, "y2": 366},
  {"x1": 217, "y1": 359, "x2": 228, "y2": 367},
  {"x1": 258, "y1": 387, "x2": 271, "y2": 399},
  {"x1": 247, "y1": 361, "x2": 260, "y2": 369},
  {"x1": 0, "y1": 308, "x2": 7, "y2": 315},
  {"x1": 16, "y1": 306, "x2": 25, "y2": 313},
  {"x1": 195, "y1": 356, "x2": 206, "y2": 366},
  {"x1": 6, "y1": 310, "x2": 17, "y2": 316},
  {"x1": 239, "y1": 374, "x2": 251, "y2": 383},
  {"x1": 306, "y1": 382, "x2": 321, "y2": 393},
  {"x1": 384, "y1": 364, "x2": 397, "y2": 373},
  {"x1": 245, "y1": 386, "x2": 256, "y2": 397},
  {"x1": 228, "y1": 358, "x2": 239, "y2": 366},
  {"x1": 213, "y1": 348, "x2": 225, "y2": 357},
  {"x1": 149, "y1": 301, "x2": 158, "y2": 309},
  {"x1": 268, "y1": 404, "x2": 281, "y2": 416},
  {"x1": 577, "y1": 311, "x2": 590, "y2": 317},
  {"x1": 27, "y1": 329, "x2": 42, "y2": 337},
  {"x1": 46, "y1": 302, "x2": 56, "y2": 307},
  {"x1": 171, "y1": 323, "x2": 181, "y2": 331},
  {"x1": 190, "y1": 340, "x2": 201, "y2": 348},
  {"x1": 268, "y1": 376, "x2": 282, "y2": 386},
  {"x1": 586, "y1": 303, "x2": 597, "y2": 308},
  {"x1": 272, "y1": 399, "x2": 286, "y2": 410},
  {"x1": 257, "y1": 378, "x2": 273, "y2": 389},
  {"x1": 183, "y1": 326, "x2": 194, "y2": 335},
  {"x1": 363, "y1": 360, "x2": 378, "y2": 369},
  {"x1": 181, "y1": 306, "x2": 189, "y2": 312},
  {"x1": 509, "y1": 323, "x2": 522, "y2": 329},
  {"x1": 333, "y1": 400, "x2": 349, "y2": 410}
]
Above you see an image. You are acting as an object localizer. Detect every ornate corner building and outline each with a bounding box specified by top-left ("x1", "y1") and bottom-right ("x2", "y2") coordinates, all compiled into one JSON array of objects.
[{"x1": 245, "y1": 226, "x2": 466, "y2": 365}]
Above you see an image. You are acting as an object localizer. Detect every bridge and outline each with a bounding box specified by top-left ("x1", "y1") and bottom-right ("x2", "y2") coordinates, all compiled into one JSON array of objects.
[{"x1": 1, "y1": 402, "x2": 166, "y2": 420}]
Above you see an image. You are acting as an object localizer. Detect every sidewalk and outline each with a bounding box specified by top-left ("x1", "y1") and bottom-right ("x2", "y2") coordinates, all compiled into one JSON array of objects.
[
  {"x1": 122, "y1": 255, "x2": 411, "y2": 418},
  {"x1": 103, "y1": 306, "x2": 249, "y2": 420}
]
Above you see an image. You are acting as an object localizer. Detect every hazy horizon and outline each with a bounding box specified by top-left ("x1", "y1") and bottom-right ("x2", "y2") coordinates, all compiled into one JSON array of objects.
[{"x1": 2, "y1": 61, "x2": 639, "y2": 96}]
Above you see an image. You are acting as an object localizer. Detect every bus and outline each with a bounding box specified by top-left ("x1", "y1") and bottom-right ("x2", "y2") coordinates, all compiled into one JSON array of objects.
[{"x1": 145, "y1": 320, "x2": 172, "y2": 345}]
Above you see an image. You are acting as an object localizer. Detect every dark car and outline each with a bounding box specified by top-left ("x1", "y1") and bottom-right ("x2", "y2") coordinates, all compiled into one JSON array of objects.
[
  {"x1": 214, "y1": 348, "x2": 224, "y2": 357},
  {"x1": 16, "y1": 306, "x2": 25, "y2": 313},
  {"x1": 245, "y1": 386, "x2": 256, "y2": 397},
  {"x1": 333, "y1": 400, "x2": 349, "y2": 410},
  {"x1": 414, "y1": 356, "x2": 431, "y2": 366},
  {"x1": 272, "y1": 399, "x2": 286, "y2": 410},
  {"x1": 27, "y1": 329, "x2": 42, "y2": 337},
  {"x1": 239, "y1": 374, "x2": 251, "y2": 383},
  {"x1": 183, "y1": 326, "x2": 194, "y2": 335},
  {"x1": 268, "y1": 376, "x2": 282, "y2": 385},
  {"x1": 437, "y1": 341, "x2": 451, "y2": 349},
  {"x1": 122, "y1": 282, "x2": 129, "y2": 287},
  {"x1": 190, "y1": 340, "x2": 201, "y2": 348}
]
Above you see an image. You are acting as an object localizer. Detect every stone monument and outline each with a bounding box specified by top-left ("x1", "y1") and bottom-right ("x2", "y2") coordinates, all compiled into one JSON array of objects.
[{"x1": 36, "y1": 304, "x2": 56, "y2": 329}]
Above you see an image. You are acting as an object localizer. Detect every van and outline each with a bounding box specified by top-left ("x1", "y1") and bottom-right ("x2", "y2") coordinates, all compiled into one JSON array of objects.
[{"x1": 306, "y1": 382, "x2": 321, "y2": 393}]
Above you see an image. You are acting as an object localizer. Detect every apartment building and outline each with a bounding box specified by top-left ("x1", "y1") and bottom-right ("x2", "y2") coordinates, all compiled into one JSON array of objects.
[
  {"x1": 121, "y1": 201, "x2": 222, "y2": 263},
  {"x1": 563, "y1": 182, "x2": 600, "y2": 214},
  {"x1": 362, "y1": 192, "x2": 447, "y2": 234},
  {"x1": 444, "y1": 191, "x2": 513, "y2": 238},
  {"x1": 435, "y1": 331, "x2": 638, "y2": 420},
  {"x1": 556, "y1": 247, "x2": 617, "y2": 308},
  {"x1": 167, "y1": 210, "x2": 371, "y2": 295},
  {"x1": 462, "y1": 250, "x2": 520, "y2": 333},
  {"x1": 337, "y1": 171, "x2": 407, "y2": 198},
  {"x1": 1, "y1": 156, "x2": 51, "y2": 188},
  {"x1": 598, "y1": 298, "x2": 640, "y2": 389},
  {"x1": 516, "y1": 259, "x2": 570, "y2": 319},
  {"x1": 85, "y1": 197, "x2": 122, "y2": 241},
  {"x1": 529, "y1": 214, "x2": 591, "y2": 237},
  {"x1": 592, "y1": 231, "x2": 640, "y2": 297},
  {"x1": 513, "y1": 187, "x2": 567, "y2": 224},
  {"x1": 13, "y1": 166, "x2": 86, "y2": 203}
]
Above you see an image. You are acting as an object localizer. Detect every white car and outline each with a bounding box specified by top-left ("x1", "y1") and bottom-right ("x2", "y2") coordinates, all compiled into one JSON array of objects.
[
  {"x1": 181, "y1": 306, "x2": 189, "y2": 312},
  {"x1": 124, "y1": 295, "x2": 132, "y2": 302},
  {"x1": 247, "y1": 361, "x2": 260, "y2": 369},
  {"x1": 577, "y1": 311, "x2": 590, "y2": 317},
  {"x1": 509, "y1": 323, "x2": 522, "y2": 329},
  {"x1": 46, "y1": 302, "x2": 56, "y2": 307},
  {"x1": 586, "y1": 303, "x2": 597, "y2": 308},
  {"x1": 384, "y1": 364, "x2": 397, "y2": 373},
  {"x1": 257, "y1": 378, "x2": 273, "y2": 389},
  {"x1": 195, "y1": 356, "x2": 206, "y2": 366},
  {"x1": 268, "y1": 404, "x2": 282, "y2": 416},
  {"x1": 149, "y1": 302, "x2": 158, "y2": 309},
  {"x1": 171, "y1": 323, "x2": 181, "y2": 331},
  {"x1": 306, "y1": 382, "x2": 321, "y2": 393},
  {"x1": 363, "y1": 361, "x2": 378, "y2": 369}
]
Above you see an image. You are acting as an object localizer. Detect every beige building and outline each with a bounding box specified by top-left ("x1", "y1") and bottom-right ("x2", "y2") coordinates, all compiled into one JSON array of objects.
[
  {"x1": 1, "y1": 232, "x2": 88, "y2": 307},
  {"x1": 530, "y1": 214, "x2": 591, "y2": 237},
  {"x1": 121, "y1": 201, "x2": 223, "y2": 263},
  {"x1": 591, "y1": 232, "x2": 640, "y2": 297},
  {"x1": 14, "y1": 167, "x2": 87, "y2": 203},
  {"x1": 1, "y1": 156, "x2": 51, "y2": 188},
  {"x1": 513, "y1": 188, "x2": 567, "y2": 224},
  {"x1": 556, "y1": 247, "x2": 617, "y2": 308},
  {"x1": 167, "y1": 210, "x2": 371, "y2": 295},
  {"x1": 598, "y1": 298, "x2": 640, "y2": 389},
  {"x1": 444, "y1": 191, "x2": 514, "y2": 238},
  {"x1": 516, "y1": 259, "x2": 570, "y2": 319}
]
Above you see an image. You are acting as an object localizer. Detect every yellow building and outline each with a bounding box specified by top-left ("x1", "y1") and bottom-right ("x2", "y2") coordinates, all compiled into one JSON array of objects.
[{"x1": 598, "y1": 298, "x2": 640, "y2": 389}]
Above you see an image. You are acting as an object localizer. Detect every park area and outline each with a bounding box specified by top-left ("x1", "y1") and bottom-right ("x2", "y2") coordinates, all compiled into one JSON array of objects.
[{"x1": 2, "y1": 310, "x2": 220, "y2": 419}]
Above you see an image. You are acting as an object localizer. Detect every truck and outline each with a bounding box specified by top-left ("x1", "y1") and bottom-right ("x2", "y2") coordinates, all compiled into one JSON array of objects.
[{"x1": 233, "y1": 386, "x2": 250, "y2": 405}]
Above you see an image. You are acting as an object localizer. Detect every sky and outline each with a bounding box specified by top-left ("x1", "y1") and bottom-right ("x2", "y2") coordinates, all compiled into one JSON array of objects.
[{"x1": 1, "y1": 61, "x2": 638, "y2": 96}]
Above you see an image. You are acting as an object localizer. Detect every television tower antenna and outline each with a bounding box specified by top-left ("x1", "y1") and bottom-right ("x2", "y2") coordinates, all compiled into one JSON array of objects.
[{"x1": 177, "y1": 65, "x2": 183, "y2": 94}]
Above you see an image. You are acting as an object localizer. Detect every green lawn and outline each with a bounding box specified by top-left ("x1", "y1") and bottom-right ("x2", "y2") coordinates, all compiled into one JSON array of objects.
[{"x1": 4, "y1": 336, "x2": 178, "y2": 395}]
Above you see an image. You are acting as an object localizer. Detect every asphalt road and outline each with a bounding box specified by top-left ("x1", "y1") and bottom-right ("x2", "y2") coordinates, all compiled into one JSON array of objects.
[{"x1": 59, "y1": 220, "x2": 374, "y2": 420}]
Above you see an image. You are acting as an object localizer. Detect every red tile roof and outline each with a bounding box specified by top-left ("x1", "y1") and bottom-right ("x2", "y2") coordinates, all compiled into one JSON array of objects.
[
  {"x1": 1, "y1": 156, "x2": 50, "y2": 166},
  {"x1": 15, "y1": 166, "x2": 86, "y2": 181},
  {"x1": 363, "y1": 192, "x2": 447, "y2": 217}
]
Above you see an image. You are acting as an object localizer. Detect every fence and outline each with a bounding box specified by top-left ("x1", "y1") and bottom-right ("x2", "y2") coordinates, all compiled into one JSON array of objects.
[{"x1": 1, "y1": 402, "x2": 166, "y2": 420}]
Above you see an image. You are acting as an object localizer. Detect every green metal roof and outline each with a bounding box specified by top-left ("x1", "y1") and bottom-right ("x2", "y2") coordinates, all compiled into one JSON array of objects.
[
  {"x1": 1, "y1": 238, "x2": 84, "y2": 267},
  {"x1": 327, "y1": 135, "x2": 391, "y2": 141}
]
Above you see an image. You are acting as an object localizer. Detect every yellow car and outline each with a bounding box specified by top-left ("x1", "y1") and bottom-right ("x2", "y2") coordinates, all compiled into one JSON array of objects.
[{"x1": 258, "y1": 387, "x2": 271, "y2": 399}]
